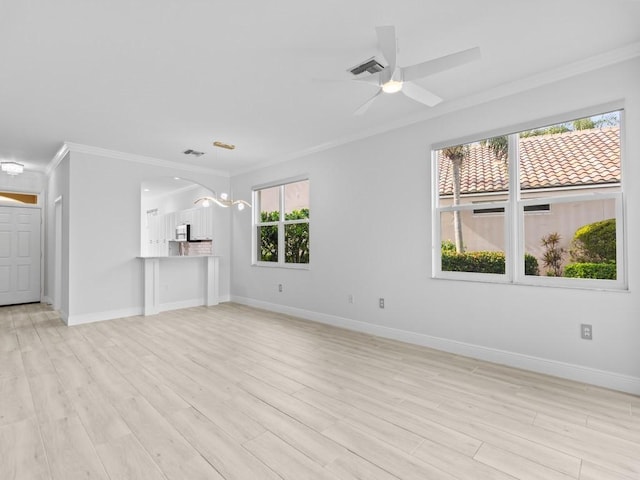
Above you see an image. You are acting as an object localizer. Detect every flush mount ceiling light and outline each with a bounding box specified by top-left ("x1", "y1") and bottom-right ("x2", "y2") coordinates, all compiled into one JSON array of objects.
[
  {"x1": 1, "y1": 161, "x2": 24, "y2": 176},
  {"x1": 194, "y1": 193, "x2": 251, "y2": 211},
  {"x1": 213, "y1": 141, "x2": 235, "y2": 150}
]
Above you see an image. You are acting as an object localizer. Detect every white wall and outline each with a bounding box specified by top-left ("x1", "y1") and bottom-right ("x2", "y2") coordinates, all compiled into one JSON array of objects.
[
  {"x1": 0, "y1": 170, "x2": 46, "y2": 196},
  {"x1": 44, "y1": 154, "x2": 70, "y2": 319},
  {"x1": 58, "y1": 150, "x2": 230, "y2": 324},
  {"x1": 230, "y1": 58, "x2": 640, "y2": 394}
]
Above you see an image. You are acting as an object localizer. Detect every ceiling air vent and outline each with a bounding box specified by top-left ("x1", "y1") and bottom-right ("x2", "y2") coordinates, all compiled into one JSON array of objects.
[
  {"x1": 348, "y1": 57, "x2": 385, "y2": 76},
  {"x1": 183, "y1": 149, "x2": 205, "y2": 157}
]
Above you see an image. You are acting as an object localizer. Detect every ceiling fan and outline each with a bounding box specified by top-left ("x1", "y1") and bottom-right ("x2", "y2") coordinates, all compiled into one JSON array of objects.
[{"x1": 352, "y1": 26, "x2": 481, "y2": 115}]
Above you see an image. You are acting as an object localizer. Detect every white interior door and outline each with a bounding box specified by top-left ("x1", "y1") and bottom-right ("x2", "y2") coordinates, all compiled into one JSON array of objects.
[{"x1": 0, "y1": 206, "x2": 41, "y2": 305}]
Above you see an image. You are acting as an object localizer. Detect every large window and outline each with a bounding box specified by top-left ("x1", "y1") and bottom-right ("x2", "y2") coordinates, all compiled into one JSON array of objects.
[
  {"x1": 254, "y1": 179, "x2": 310, "y2": 267},
  {"x1": 433, "y1": 108, "x2": 625, "y2": 289}
]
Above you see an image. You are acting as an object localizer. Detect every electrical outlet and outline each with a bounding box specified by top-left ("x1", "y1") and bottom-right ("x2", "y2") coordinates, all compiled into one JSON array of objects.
[
  {"x1": 379, "y1": 297, "x2": 385, "y2": 309},
  {"x1": 348, "y1": 294, "x2": 354, "y2": 304},
  {"x1": 581, "y1": 324, "x2": 593, "y2": 340},
  {"x1": 278, "y1": 284, "x2": 283, "y2": 293}
]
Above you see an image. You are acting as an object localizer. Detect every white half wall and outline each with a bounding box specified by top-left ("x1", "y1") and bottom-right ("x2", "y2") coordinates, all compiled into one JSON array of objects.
[{"x1": 230, "y1": 58, "x2": 640, "y2": 394}]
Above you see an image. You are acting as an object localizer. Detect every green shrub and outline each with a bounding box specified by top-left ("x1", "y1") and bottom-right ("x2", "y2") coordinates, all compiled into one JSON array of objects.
[
  {"x1": 524, "y1": 253, "x2": 540, "y2": 276},
  {"x1": 570, "y1": 219, "x2": 616, "y2": 263},
  {"x1": 441, "y1": 249, "x2": 539, "y2": 276},
  {"x1": 442, "y1": 251, "x2": 505, "y2": 274},
  {"x1": 441, "y1": 240, "x2": 457, "y2": 253},
  {"x1": 564, "y1": 262, "x2": 616, "y2": 280}
]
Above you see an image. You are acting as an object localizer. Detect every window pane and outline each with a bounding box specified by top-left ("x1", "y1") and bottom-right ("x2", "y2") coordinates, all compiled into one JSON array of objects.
[
  {"x1": 437, "y1": 137, "x2": 509, "y2": 206},
  {"x1": 519, "y1": 111, "x2": 621, "y2": 198},
  {"x1": 257, "y1": 225, "x2": 278, "y2": 262},
  {"x1": 524, "y1": 199, "x2": 616, "y2": 279},
  {"x1": 0, "y1": 192, "x2": 38, "y2": 204},
  {"x1": 285, "y1": 223, "x2": 309, "y2": 264},
  {"x1": 258, "y1": 186, "x2": 280, "y2": 222},
  {"x1": 284, "y1": 180, "x2": 309, "y2": 219},
  {"x1": 440, "y1": 210, "x2": 505, "y2": 274}
]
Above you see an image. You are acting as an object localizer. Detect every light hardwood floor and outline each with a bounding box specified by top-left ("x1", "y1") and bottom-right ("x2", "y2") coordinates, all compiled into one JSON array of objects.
[{"x1": 1, "y1": 302, "x2": 639, "y2": 480}]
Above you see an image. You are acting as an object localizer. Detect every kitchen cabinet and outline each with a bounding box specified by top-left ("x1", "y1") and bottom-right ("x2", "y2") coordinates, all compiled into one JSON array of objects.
[
  {"x1": 190, "y1": 207, "x2": 213, "y2": 240},
  {"x1": 147, "y1": 214, "x2": 168, "y2": 257},
  {"x1": 147, "y1": 215, "x2": 158, "y2": 256},
  {"x1": 145, "y1": 207, "x2": 213, "y2": 256}
]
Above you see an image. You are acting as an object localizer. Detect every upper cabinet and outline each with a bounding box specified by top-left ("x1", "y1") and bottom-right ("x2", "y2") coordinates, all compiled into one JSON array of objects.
[
  {"x1": 190, "y1": 207, "x2": 213, "y2": 241},
  {"x1": 145, "y1": 206, "x2": 213, "y2": 256}
]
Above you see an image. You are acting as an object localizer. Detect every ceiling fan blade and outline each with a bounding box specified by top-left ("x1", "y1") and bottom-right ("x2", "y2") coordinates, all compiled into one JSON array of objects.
[
  {"x1": 401, "y1": 82, "x2": 442, "y2": 107},
  {"x1": 402, "y1": 46, "x2": 481, "y2": 82},
  {"x1": 354, "y1": 89, "x2": 381, "y2": 115},
  {"x1": 375, "y1": 25, "x2": 397, "y2": 72}
]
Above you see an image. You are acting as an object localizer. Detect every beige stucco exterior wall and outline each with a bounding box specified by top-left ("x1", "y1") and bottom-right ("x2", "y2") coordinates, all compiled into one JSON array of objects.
[{"x1": 439, "y1": 186, "x2": 617, "y2": 272}]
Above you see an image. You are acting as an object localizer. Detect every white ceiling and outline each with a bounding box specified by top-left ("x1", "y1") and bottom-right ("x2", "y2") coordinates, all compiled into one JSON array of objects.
[{"x1": 1, "y1": 0, "x2": 639, "y2": 175}]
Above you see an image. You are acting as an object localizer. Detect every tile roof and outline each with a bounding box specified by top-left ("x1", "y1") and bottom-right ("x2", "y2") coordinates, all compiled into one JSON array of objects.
[{"x1": 438, "y1": 127, "x2": 620, "y2": 196}]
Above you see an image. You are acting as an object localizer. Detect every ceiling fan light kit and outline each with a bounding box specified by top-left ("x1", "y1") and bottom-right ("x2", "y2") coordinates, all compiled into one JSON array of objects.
[
  {"x1": 350, "y1": 25, "x2": 481, "y2": 115},
  {"x1": 382, "y1": 79, "x2": 403, "y2": 94}
]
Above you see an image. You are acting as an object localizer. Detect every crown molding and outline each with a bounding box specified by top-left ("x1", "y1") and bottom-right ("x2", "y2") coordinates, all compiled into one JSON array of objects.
[
  {"x1": 44, "y1": 42, "x2": 640, "y2": 180},
  {"x1": 233, "y1": 41, "x2": 640, "y2": 176},
  {"x1": 46, "y1": 142, "x2": 230, "y2": 178},
  {"x1": 45, "y1": 144, "x2": 71, "y2": 177},
  {"x1": 437, "y1": 40, "x2": 640, "y2": 117}
]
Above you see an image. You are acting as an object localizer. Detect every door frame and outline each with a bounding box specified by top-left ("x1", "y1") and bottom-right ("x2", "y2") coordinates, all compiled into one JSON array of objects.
[
  {"x1": 53, "y1": 195, "x2": 63, "y2": 311},
  {"x1": 0, "y1": 203, "x2": 42, "y2": 305}
]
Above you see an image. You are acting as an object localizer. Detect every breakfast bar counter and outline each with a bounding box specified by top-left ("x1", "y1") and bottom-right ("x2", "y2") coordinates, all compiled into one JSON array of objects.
[{"x1": 137, "y1": 255, "x2": 220, "y2": 316}]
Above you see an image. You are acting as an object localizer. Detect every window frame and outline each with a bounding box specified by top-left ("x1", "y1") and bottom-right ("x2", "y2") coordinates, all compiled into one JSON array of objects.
[
  {"x1": 472, "y1": 203, "x2": 550, "y2": 216},
  {"x1": 432, "y1": 105, "x2": 627, "y2": 290},
  {"x1": 252, "y1": 177, "x2": 310, "y2": 269}
]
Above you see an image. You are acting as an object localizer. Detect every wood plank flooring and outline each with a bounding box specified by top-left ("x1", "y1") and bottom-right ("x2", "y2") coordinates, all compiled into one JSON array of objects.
[{"x1": 0, "y1": 302, "x2": 639, "y2": 479}]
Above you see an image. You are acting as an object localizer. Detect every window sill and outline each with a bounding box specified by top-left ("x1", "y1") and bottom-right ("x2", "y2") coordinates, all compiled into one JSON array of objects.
[
  {"x1": 252, "y1": 262, "x2": 310, "y2": 270},
  {"x1": 432, "y1": 273, "x2": 628, "y2": 292}
]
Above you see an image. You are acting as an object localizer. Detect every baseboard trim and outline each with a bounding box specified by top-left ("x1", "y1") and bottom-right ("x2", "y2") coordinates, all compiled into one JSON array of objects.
[
  {"x1": 160, "y1": 294, "x2": 231, "y2": 312},
  {"x1": 160, "y1": 298, "x2": 205, "y2": 312},
  {"x1": 67, "y1": 307, "x2": 143, "y2": 326},
  {"x1": 230, "y1": 296, "x2": 640, "y2": 395},
  {"x1": 65, "y1": 295, "x2": 231, "y2": 325}
]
